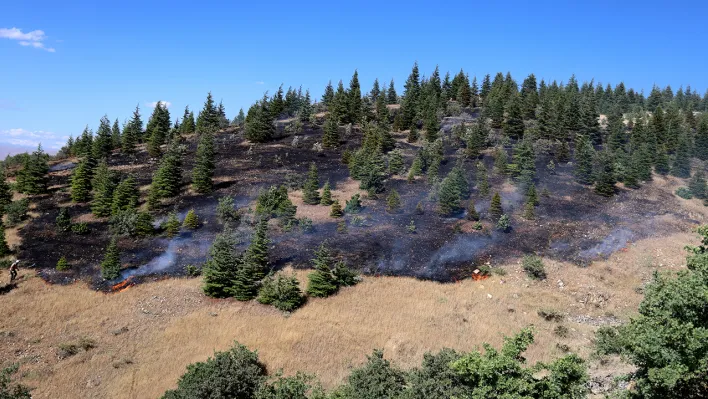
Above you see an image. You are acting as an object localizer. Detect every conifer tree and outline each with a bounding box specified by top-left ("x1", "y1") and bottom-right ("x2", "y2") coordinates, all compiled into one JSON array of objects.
[
  {"x1": 71, "y1": 157, "x2": 94, "y2": 202},
  {"x1": 330, "y1": 81, "x2": 348, "y2": 122},
  {"x1": 147, "y1": 102, "x2": 171, "y2": 157},
  {"x1": 100, "y1": 237, "x2": 121, "y2": 280},
  {"x1": 0, "y1": 220, "x2": 10, "y2": 256},
  {"x1": 457, "y1": 80, "x2": 472, "y2": 107},
  {"x1": 196, "y1": 92, "x2": 219, "y2": 134},
  {"x1": 375, "y1": 89, "x2": 389, "y2": 124},
  {"x1": 180, "y1": 106, "x2": 196, "y2": 135},
  {"x1": 493, "y1": 147, "x2": 508, "y2": 175},
  {"x1": 623, "y1": 155, "x2": 641, "y2": 189},
  {"x1": 386, "y1": 189, "x2": 401, "y2": 213},
  {"x1": 93, "y1": 115, "x2": 114, "y2": 159},
  {"x1": 165, "y1": 211, "x2": 181, "y2": 238},
  {"x1": 386, "y1": 79, "x2": 398, "y2": 104},
  {"x1": 438, "y1": 174, "x2": 462, "y2": 215},
  {"x1": 111, "y1": 175, "x2": 139, "y2": 215},
  {"x1": 322, "y1": 116, "x2": 340, "y2": 149},
  {"x1": 503, "y1": 95, "x2": 525, "y2": 139},
  {"x1": 322, "y1": 80, "x2": 335, "y2": 107},
  {"x1": 466, "y1": 200, "x2": 480, "y2": 221},
  {"x1": 689, "y1": 170, "x2": 707, "y2": 199},
  {"x1": 91, "y1": 160, "x2": 117, "y2": 217},
  {"x1": 122, "y1": 105, "x2": 142, "y2": 154},
  {"x1": 407, "y1": 125, "x2": 419, "y2": 143},
  {"x1": 490, "y1": 192, "x2": 503, "y2": 221},
  {"x1": 192, "y1": 132, "x2": 215, "y2": 193},
  {"x1": 302, "y1": 163, "x2": 320, "y2": 205},
  {"x1": 476, "y1": 162, "x2": 490, "y2": 197},
  {"x1": 654, "y1": 145, "x2": 670, "y2": 175},
  {"x1": 183, "y1": 209, "x2": 199, "y2": 229},
  {"x1": 233, "y1": 108, "x2": 246, "y2": 127},
  {"x1": 56, "y1": 256, "x2": 69, "y2": 271},
  {"x1": 594, "y1": 151, "x2": 617, "y2": 197},
  {"x1": 0, "y1": 170, "x2": 12, "y2": 212},
  {"x1": 423, "y1": 95, "x2": 439, "y2": 141},
  {"x1": 671, "y1": 133, "x2": 692, "y2": 178},
  {"x1": 694, "y1": 117, "x2": 708, "y2": 161},
  {"x1": 580, "y1": 93, "x2": 601, "y2": 144},
  {"x1": 111, "y1": 118, "x2": 122, "y2": 149},
  {"x1": 320, "y1": 181, "x2": 333, "y2": 206},
  {"x1": 520, "y1": 74, "x2": 539, "y2": 119},
  {"x1": 347, "y1": 70, "x2": 363, "y2": 124},
  {"x1": 401, "y1": 62, "x2": 421, "y2": 129},
  {"x1": 16, "y1": 145, "x2": 49, "y2": 195},
  {"x1": 245, "y1": 95, "x2": 275, "y2": 142},
  {"x1": 388, "y1": 150, "x2": 404, "y2": 175},
  {"x1": 330, "y1": 200, "x2": 343, "y2": 218},
  {"x1": 574, "y1": 135, "x2": 595, "y2": 185},
  {"x1": 234, "y1": 219, "x2": 269, "y2": 301},
  {"x1": 523, "y1": 200, "x2": 535, "y2": 220},
  {"x1": 306, "y1": 243, "x2": 338, "y2": 297},
  {"x1": 151, "y1": 139, "x2": 183, "y2": 199},
  {"x1": 202, "y1": 229, "x2": 241, "y2": 298},
  {"x1": 526, "y1": 184, "x2": 539, "y2": 206}
]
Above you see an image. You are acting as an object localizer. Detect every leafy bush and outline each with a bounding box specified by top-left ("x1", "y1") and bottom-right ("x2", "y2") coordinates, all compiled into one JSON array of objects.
[
  {"x1": 257, "y1": 273, "x2": 305, "y2": 312},
  {"x1": 0, "y1": 364, "x2": 31, "y2": 399},
  {"x1": 5, "y1": 199, "x2": 29, "y2": 227},
  {"x1": 57, "y1": 343, "x2": 79, "y2": 359},
  {"x1": 162, "y1": 342, "x2": 266, "y2": 399},
  {"x1": 675, "y1": 186, "x2": 693, "y2": 199},
  {"x1": 522, "y1": 255, "x2": 546, "y2": 280},
  {"x1": 71, "y1": 222, "x2": 90, "y2": 235},
  {"x1": 0, "y1": 259, "x2": 12, "y2": 269},
  {"x1": 110, "y1": 209, "x2": 154, "y2": 237}
]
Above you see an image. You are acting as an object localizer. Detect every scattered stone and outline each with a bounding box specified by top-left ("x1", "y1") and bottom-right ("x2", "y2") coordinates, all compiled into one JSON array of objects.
[{"x1": 111, "y1": 326, "x2": 129, "y2": 336}]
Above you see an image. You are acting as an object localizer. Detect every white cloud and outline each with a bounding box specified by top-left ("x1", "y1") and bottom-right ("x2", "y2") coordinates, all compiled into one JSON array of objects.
[
  {"x1": 146, "y1": 101, "x2": 172, "y2": 109},
  {"x1": 0, "y1": 128, "x2": 63, "y2": 150},
  {"x1": 255, "y1": 81, "x2": 265, "y2": 85},
  {"x1": 0, "y1": 27, "x2": 56, "y2": 52}
]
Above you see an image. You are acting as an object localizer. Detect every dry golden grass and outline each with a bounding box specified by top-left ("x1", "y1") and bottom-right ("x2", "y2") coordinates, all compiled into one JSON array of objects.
[
  {"x1": 290, "y1": 178, "x2": 367, "y2": 222},
  {"x1": 0, "y1": 230, "x2": 696, "y2": 399}
]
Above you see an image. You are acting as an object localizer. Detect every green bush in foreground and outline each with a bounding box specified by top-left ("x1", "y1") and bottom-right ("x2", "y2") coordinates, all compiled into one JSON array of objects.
[{"x1": 257, "y1": 273, "x2": 305, "y2": 312}]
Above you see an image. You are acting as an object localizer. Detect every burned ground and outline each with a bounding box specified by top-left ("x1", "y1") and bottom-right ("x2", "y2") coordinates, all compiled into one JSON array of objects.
[{"x1": 16, "y1": 115, "x2": 705, "y2": 290}]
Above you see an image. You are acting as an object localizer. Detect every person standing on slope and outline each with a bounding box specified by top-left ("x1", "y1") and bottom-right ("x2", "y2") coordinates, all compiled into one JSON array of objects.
[{"x1": 8, "y1": 259, "x2": 19, "y2": 282}]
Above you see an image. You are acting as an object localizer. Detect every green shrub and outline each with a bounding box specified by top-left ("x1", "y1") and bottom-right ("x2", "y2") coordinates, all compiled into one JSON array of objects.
[
  {"x1": 299, "y1": 217, "x2": 314, "y2": 233},
  {"x1": 344, "y1": 193, "x2": 362, "y2": 213},
  {"x1": 217, "y1": 196, "x2": 241, "y2": 225},
  {"x1": 0, "y1": 364, "x2": 31, "y2": 398},
  {"x1": 110, "y1": 209, "x2": 154, "y2": 237},
  {"x1": 56, "y1": 257, "x2": 70, "y2": 271},
  {"x1": 162, "y1": 342, "x2": 266, "y2": 399},
  {"x1": 594, "y1": 326, "x2": 624, "y2": 356},
  {"x1": 255, "y1": 186, "x2": 296, "y2": 222},
  {"x1": 554, "y1": 325, "x2": 570, "y2": 338},
  {"x1": 332, "y1": 261, "x2": 358, "y2": 287},
  {"x1": 495, "y1": 214, "x2": 511, "y2": 232},
  {"x1": 55, "y1": 207, "x2": 72, "y2": 232},
  {"x1": 522, "y1": 255, "x2": 546, "y2": 280},
  {"x1": 5, "y1": 199, "x2": 29, "y2": 227},
  {"x1": 185, "y1": 264, "x2": 201, "y2": 277},
  {"x1": 257, "y1": 273, "x2": 305, "y2": 312},
  {"x1": 675, "y1": 187, "x2": 693, "y2": 199},
  {"x1": 537, "y1": 308, "x2": 564, "y2": 322},
  {"x1": 0, "y1": 259, "x2": 12, "y2": 269},
  {"x1": 182, "y1": 209, "x2": 199, "y2": 230},
  {"x1": 71, "y1": 222, "x2": 90, "y2": 235}
]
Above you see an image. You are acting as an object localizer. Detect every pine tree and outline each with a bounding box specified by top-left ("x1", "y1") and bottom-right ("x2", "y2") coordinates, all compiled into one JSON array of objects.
[
  {"x1": 91, "y1": 159, "x2": 117, "y2": 217},
  {"x1": 594, "y1": 151, "x2": 617, "y2": 197},
  {"x1": 387, "y1": 79, "x2": 398, "y2": 104},
  {"x1": 671, "y1": 133, "x2": 692, "y2": 178},
  {"x1": 520, "y1": 74, "x2": 539, "y2": 119},
  {"x1": 526, "y1": 184, "x2": 539, "y2": 206},
  {"x1": 165, "y1": 212, "x2": 181, "y2": 238},
  {"x1": 375, "y1": 89, "x2": 389, "y2": 124},
  {"x1": 476, "y1": 162, "x2": 490, "y2": 197},
  {"x1": 196, "y1": 92, "x2": 219, "y2": 134},
  {"x1": 147, "y1": 102, "x2": 171, "y2": 157},
  {"x1": 151, "y1": 139, "x2": 183, "y2": 199},
  {"x1": 330, "y1": 81, "x2": 348, "y2": 122},
  {"x1": 233, "y1": 108, "x2": 246, "y2": 127},
  {"x1": 386, "y1": 189, "x2": 401, "y2": 213},
  {"x1": 0, "y1": 220, "x2": 10, "y2": 256},
  {"x1": 466, "y1": 200, "x2": 480, "y2": 221},
  {"x1": 245, "y1": 95, "x2": 275, "y2": 142},
  {"x1": 423, "y1": 95, "x2": 439, "y2": 141},
  {"x1": 100, "y1": 237, "x2": 121, "y2": 280},
  {"x1": 122, "y1": 105, "x2": 142, "y2": 154},
  {"x1": 689, "y1": 170, "x2": 707, "y2": 199},
  {"x1": 234, "y1": 219, "x2": 269, "y2": 301},
  {"x1": 93, "y1": 115, "x2": 114, "y2": 159},
  {"x1": 192, "y1": 132, "x2": 215, "y2": 193},
  {"x1": 56, "y1": 256, "x2": 69, "y2": 271},
  {"x1": 388, "y1": 150, "x2": 404, "y2": 175},
  {"x1": 71, "y1": 157, "x2": 94, "y2": 202},
  {"x1": 490, "y1": 192, "x2": 503, "y2": 221},
  {"x1": 322, "y1": 116, "x2": 340, "y2": 149},
  {"x1": 202, "y1": 229, "x2": 241, "y2": 298},
  {"x1": 16, "y1": 145, "x2": 49, "y2": 195},
  {"x1": 330, "y1": 200, "x2": 343, "y2": 217},
  {"x1": 438, "y1": 174, "x2": 462, "y2": 215},
  {"x1": 493, "y1": 147, "x2": 508, "y2": 175},
  {"x1": 401, "y1": 62, "x2": 421, "y2": 129},
  {"x1": 302, "y1": 163, "x2": 320, "y2": 205},
  {"x1": 503, "y1": 95, "x2": 525, "y2": 139},
  {"x1": 654, "y1": 145, "x2": 670, "y2": 175},
  {"x1": 695, "y1": 117, "x2": 708, "y2": 161},
  {"x1": 306, "y1": 243, "x2": 338, "y2": 297},
  {"x1": 347, "y1": 70, "x2": 363, "y2": 124},
  {"x1": 180, "y1": 106, "x2": 196, "y2": 135},
  {"x1": 320, "y1": 181, "x2": 333, "y2": 205},
  {"x1": 407, "y1": 125, "x2": 419, "y2": 143},
  {"x1": 322, "y1": 80, "x2": 335, "y2": 107},
  {"x1": 183, "y1": 209, "x2": 199, "y2": 229},
  {"x1": 574, "y1": 135, "x2": 595, "y2": 185},
  {"x1": 522, "y1": 201, "x2": 535, "y2": 220},
  {"x1": 111, "y1": 118, "x2": 122, "y2": 149},
  {"x1": 111, "y1": 175, "x2": 139, "y2": 215}
]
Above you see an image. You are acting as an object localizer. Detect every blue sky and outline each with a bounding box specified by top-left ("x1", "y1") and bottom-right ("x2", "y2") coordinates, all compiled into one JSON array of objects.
[{"x1": 1, "y1": 0, "x2": 707, "y2": 155}]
